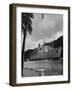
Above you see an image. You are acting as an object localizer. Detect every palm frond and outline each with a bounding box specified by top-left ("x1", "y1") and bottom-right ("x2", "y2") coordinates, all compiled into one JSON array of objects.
[
  {"x1": 28, "y1": 24, "x2": 32, "y2": 34},
  {"x1": 22, "y1": 13, "x2": 34, "y2": 18}
]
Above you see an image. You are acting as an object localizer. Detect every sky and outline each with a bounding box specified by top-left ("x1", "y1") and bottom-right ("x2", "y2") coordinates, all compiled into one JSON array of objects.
[{"x1": 22, "y1": 13, "x2": 63, "y2": 51}]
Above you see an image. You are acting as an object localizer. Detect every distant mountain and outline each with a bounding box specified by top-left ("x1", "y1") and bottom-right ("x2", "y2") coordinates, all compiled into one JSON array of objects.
[
  {"x1": 43, "y1": 36, "x2": 63, "y2": 57},
  {"x1": 53, "y1": 36, "x2": 63, "y2": 57},
  {"x1": 53, "y1": 36, "x2": 63, "y2": 48},
  {"x1": 43, "y1": 36, "x2": 63, "y2": 48},
  {"x1": 24, "y1": 36, "x2": 63, "y2": 60}
]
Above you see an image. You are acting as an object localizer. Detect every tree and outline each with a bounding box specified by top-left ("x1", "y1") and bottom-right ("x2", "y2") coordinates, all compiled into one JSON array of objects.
[{"x1": 21, "y1": 13, "x2": 34, "y2": 76}]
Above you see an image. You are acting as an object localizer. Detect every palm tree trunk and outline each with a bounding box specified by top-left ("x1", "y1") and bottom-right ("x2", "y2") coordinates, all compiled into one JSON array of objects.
[
  {"x1": 21, "y1": 29, "x2": 26, "y2": 76},
  {"x1": 21, "y1": 15, "x2": 29, "y2": 77}
]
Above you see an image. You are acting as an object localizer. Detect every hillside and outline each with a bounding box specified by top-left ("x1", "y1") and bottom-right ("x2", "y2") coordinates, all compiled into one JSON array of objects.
[
  {"x1": 24, "y1": 49, "x2": 34, "y2": 60},
  {"x1": 44, "y1": 36, "x2": 63, "y2": 57},
  {"x1": 43, "y1": 36, "x2": 63, "y2": 48},
  {"x1": 24, "y1": 36, "x2": 63, "y2": 59}
]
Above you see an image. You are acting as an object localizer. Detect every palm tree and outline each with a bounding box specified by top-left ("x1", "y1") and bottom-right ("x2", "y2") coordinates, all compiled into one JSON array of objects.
[{"x1": 21, "y1": 13, "x2": 34, "y2": 76}]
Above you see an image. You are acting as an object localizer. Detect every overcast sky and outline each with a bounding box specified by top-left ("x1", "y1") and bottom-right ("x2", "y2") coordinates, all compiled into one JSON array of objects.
[{"x1": 22, "y1": 13, "x2": 63, "y2": 51}]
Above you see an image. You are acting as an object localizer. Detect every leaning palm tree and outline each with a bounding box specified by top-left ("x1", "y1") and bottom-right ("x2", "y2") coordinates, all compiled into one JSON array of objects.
[{"x1": 21, "y1": 13, "x2": 34, "y2": 76}]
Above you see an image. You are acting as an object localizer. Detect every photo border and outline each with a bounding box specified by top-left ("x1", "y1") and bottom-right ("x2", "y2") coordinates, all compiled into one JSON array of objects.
[{"x1": 9, "y1": 3, "x2": 70, "y2": 86}]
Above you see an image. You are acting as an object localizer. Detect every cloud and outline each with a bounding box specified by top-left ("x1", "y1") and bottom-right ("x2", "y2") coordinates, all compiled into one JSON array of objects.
[
  {"x1": 31, "y1": 14, "x2": 63, "y2": 41},
  {"x1": 24, "y1": 13, "x2": 63, "y2": 50},
  {"x1": 25, "y1": 33, "x2": 44, "y2": 50}
]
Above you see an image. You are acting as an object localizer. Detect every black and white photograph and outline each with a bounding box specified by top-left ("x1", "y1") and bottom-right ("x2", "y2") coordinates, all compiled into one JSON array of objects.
[
  {"x1": 10, "y1": 4, "x2": 70, "y2": 86},
  {"x1": 21, "y1": 13, "x2": 63, "y2": 77}
]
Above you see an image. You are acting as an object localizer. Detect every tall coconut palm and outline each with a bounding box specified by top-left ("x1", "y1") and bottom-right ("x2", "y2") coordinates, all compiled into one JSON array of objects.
[{"x1": 21, "y1": 13, "x2": 34, "y2": 76}]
